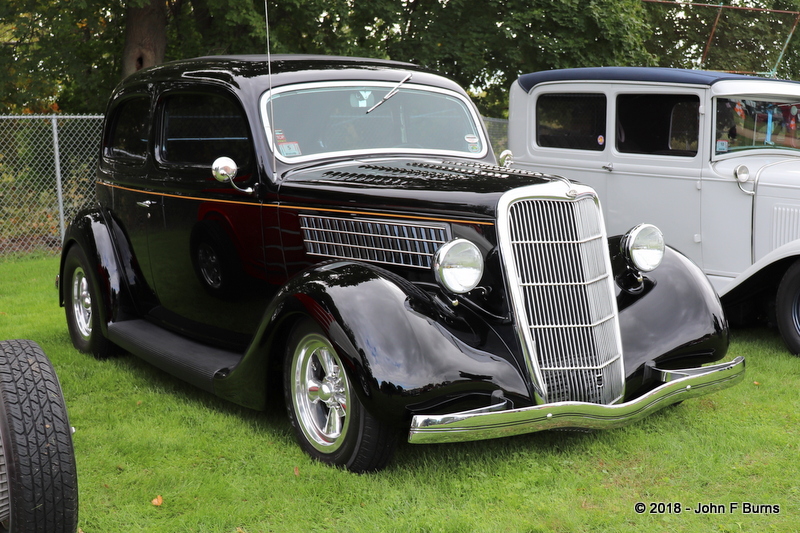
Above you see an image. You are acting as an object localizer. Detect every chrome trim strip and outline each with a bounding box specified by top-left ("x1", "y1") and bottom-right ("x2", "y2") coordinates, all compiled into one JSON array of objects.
[{"x1": 407, "y1": 357, "x2": 745, "y2": 444}]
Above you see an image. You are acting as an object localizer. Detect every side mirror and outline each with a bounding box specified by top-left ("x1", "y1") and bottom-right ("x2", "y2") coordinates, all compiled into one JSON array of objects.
[
  {"x1": 212, "y1": 156, "x2": 238, "y2": 183},
  {"x1": 498, "y1": 149, "x2": 514, "y2": 168},
  {"x1": 734, "y1": 164, "x2": 755, "y2": 196},
  {"x1": 212, "y1": 157, "x2": 253, "y2": 194}
]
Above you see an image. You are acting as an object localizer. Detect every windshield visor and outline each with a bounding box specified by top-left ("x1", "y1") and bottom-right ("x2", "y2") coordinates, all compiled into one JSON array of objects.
[
  {"x1": 715, "y1": 97, "x2": 800, "y2": 155},
  {"x1": 260, "y1": 82, "x2": 487, "y2": 163}
]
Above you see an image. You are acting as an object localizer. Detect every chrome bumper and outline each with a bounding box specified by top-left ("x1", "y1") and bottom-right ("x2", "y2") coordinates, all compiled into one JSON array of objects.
[{"x1": 408, "y1": 356, "x2": 745, "y2": 444}]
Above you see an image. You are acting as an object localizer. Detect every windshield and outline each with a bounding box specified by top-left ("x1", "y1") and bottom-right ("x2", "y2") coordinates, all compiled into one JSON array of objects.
[
  {"x1": 715, "y1": 97, "x2": 800, "y2": 155},
  {"x1": 260, "y1": 82, "x2": 486, "y2": 162}
]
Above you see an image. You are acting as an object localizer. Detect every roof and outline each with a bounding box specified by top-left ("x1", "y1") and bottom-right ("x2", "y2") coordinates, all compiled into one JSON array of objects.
[
  {"x1": 515, "y1": 66, "x2": 794, "y2": 93},
  {"x1": 115, "y1": 54, "x2": 457, "y2": 95}
]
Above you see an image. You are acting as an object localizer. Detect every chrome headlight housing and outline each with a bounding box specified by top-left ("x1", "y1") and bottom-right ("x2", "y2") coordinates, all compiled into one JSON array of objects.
[
  {"x1": 433, "y1": 239, "x2": 484, "y2": 294},
  {"x1": 621, "y1": 224, "x2": 664, "y2": 272}
]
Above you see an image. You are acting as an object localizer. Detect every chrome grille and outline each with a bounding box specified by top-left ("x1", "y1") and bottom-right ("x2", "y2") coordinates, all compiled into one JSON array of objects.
[
  {"x1": 502, "y1": 192, "x2": 624, "y2": 405},
  {"x1": 300, "y1": 215, "x2": 449, "y2": 269}
]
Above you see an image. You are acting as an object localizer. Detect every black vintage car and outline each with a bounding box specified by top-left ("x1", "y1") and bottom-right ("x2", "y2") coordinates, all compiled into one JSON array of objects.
[{"x1": 59, "y1": 55, "x2": 744, "y2": 472}]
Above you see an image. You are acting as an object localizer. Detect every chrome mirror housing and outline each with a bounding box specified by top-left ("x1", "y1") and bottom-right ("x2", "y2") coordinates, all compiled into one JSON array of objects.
[
  {"x1": 734, "y1": 165, "x2": 755, "y2": 196},
  {"x1": 211, "y1": 157, "x2": 253, "y2": 194},
  {"x1": 212, "y1": 156, "x2": 238, "y2": 184},
  {"x1": 498, "y1": 150, "x2": 514, "y2": 168}
]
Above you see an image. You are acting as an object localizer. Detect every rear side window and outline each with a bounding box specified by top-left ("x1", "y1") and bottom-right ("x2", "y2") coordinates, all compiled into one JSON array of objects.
[
  {"x1": 616, "y1": 94, "x2": 699, "y2": 156},
  {"x1": 160, "y1": 93, "x2": 251, "y2": 167},
  {"x1": 536, "y1": 94, "x2": 607, "y2": 151},
  {"x1": 106, "y1": 96, "x2": 151, "y2": 162}
]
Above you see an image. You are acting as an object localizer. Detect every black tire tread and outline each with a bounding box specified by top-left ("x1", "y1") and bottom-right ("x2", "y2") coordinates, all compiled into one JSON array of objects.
[
  {"x1": 0, "y1": 340, "x2": 78, "y2": 533},
  {"x1": 776, "y1": 260, "x2": 800, "y2": 355}
]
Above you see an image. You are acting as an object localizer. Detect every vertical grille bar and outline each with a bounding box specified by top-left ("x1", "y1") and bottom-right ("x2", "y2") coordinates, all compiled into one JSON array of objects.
[{"x1": 504, "y1": 194, "x2": 624, "y2": 405}]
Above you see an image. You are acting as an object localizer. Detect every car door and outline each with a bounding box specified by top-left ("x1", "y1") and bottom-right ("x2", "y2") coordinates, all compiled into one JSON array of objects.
[
  {"x1": 148, "y1": 89, "x2": 270, "y2": 345},
  {"x1": 101, "y1": 93, "x2": 159, "y2": 294},
  {"x1": 601, "y1": 89, "x2": 705, "y2": 265}
]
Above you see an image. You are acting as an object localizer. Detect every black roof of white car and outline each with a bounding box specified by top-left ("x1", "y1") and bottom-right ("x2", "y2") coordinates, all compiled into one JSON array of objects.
[{"x1": 515, "y1": 66, "x2": 799, "y2": 93}]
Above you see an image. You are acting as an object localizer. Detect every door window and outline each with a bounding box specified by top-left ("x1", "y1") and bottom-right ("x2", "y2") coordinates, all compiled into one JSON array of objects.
[
  {"x1": 616, "y1": 94, "x2": 699, "y2": 156},
  {"x1": 160, "y1": 93, "x2": 252, "y2": 167},
  {"x1": 535, "y1": 93, "x2": 607, "y2": 151},
  {"x1": 105, "y1": 96, "x2": 151, "y2": 162}
]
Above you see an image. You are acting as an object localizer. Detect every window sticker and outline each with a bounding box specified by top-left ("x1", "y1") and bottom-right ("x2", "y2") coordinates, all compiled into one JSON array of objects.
[
  {"x1": 716, "y1": 139, "x2": 729, "y2": 153},
  {"x1": 274, "y1": 129, "x2": 286, "y2": 142},
  {"x1": 465, "y1": 134, "x2": 480, "y2": 152},
  {"x1": 279, "y1": 142, "x2": 302, "y2": 157},
  {"x1": 597, "y1": 135, "x2": 605, "y2": 146}
]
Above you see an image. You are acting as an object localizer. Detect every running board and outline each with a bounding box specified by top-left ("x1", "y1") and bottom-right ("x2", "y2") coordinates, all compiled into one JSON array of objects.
[{"x1": 108, "y1": 320, "x2": 243, "y2": 393}]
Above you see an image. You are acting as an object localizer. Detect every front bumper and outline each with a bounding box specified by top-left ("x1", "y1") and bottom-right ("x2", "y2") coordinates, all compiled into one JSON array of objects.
[{"x1": 408, "y1": 356, "x2": 745, "y2": 444}]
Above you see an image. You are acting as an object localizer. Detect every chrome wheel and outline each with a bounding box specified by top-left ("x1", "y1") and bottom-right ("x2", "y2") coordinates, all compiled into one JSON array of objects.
[
  {"x1": 70, "y1": 266, "x2": 92, "y2": 341},
  {"x1": 63, "y1": 246, "x2": 116, "y2": 358},
  {"x1": 290, "y1": 331, "x2": 351, "y2": 453}
]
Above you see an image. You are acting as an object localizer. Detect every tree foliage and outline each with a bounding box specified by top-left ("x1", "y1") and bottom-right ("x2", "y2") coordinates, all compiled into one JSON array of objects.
[
  {"x1": 642, "y1": 0, "x2": 800, "y2": 78},
  {"x1": 9, "y1": 1, "x2": 797, "y2": 117}
]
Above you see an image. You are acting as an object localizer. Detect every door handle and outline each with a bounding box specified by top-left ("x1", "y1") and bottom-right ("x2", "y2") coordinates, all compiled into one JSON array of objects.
[
  {"x1": 136, "y1": 200, "x2": 157, "y2": 208},
  {"x1": 602, "y1": 163, "x2": 614, "y2": 172}
]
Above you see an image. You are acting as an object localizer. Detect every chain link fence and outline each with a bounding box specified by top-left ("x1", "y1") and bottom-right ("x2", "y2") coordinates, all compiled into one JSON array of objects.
[
  {"x1": 0, "y1": 115, "x2": 103, "y2": 258},
  {"x1": 483, "y1": 117, "x2": 508, "y2": 158},
  {"x1": 0, "y1": 114, "x2": 508, "y2": 259}
]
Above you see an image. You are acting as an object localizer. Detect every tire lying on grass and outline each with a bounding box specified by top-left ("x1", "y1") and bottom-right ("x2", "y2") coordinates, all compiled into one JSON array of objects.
[{"x1": 0, "y1": 340, "x2": 78, "y2": 533}]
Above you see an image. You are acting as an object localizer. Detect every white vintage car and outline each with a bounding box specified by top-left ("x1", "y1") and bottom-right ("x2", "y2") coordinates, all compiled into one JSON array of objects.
[{"x1": 507, "y1": 67, "x2": 800, "y2": 353}]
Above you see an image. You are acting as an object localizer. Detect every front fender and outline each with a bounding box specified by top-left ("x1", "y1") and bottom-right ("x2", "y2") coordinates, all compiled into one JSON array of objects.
[
  {"x1": 215, "y1": 261, "x2": 530, "y2": 421},
  {"x1": 612, "y1": 243, "x2": 730, "y2": 398},
  {"x1": 720, "y1": 238, "x2": 800, "y2": 300}
]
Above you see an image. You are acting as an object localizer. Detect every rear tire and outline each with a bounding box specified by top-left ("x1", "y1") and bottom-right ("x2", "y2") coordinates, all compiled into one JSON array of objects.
[
  {"x1": 63, "y1": 246, "x2": 115, "y2": 358},
  {"x1": 776, "y1": 259, "x2": 800, "y2": 355},
  {"x1": 283, "y1": 319, "x2": 397, "y2": 473},
  {"x1": 0, "y1": 340, "x2": 78, "y2": 533}
]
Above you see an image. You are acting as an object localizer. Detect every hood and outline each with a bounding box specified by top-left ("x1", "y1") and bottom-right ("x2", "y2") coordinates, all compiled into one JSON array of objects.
[
  {"x1": 277, "y1": 157, "x2": 555, "y2": 221},
  {"x1": 752, "y1": 158, "x2": 800, "y2": 190}
]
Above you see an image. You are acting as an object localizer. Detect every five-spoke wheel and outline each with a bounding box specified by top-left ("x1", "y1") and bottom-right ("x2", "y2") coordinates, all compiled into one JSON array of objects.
[
  {"x1": 63, "y1": 246, "x2": 115, "y2": 358},
  {"x1": 284, "y1": 319, "x2": 396, "y2": 472}
]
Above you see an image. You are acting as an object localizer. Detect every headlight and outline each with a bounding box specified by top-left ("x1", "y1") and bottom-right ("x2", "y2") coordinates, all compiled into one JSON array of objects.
[
  {"x1": 621, "y1": 224, "x2": 664, "y2": 272},
  {"x1": 433, "y1": 239, "x2": 484, "y2": 294}
]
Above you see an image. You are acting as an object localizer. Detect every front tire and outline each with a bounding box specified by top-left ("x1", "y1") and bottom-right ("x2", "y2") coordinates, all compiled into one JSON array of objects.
[
  {"x1": 63, "y1": 245, "x2": 115, "y2": 358},
  {"x1": 283, "y1": 319, "x2": 396, "y2": 473},
  {"x1": 0, "y1": 340, "x2": 78, "y2": 533},
  {"x1": 776, "y1": 259, "x2": 800, "y2": 355}
]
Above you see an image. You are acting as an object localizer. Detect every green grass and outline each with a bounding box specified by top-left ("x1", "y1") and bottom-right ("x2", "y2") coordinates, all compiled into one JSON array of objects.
[{"x1": 1, "y1": 255, "x2": 798, "y2": 532}]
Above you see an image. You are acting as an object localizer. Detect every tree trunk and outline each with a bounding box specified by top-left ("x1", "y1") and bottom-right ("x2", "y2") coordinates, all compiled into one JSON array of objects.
[{"x1": 121, "y1": 0, "x2": 167, "y2": 79}]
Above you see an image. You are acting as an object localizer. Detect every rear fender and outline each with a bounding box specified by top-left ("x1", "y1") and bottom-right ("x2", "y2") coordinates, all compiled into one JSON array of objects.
[{"x1": 59, "y1": 208, "x2": 149, "y2": 330}]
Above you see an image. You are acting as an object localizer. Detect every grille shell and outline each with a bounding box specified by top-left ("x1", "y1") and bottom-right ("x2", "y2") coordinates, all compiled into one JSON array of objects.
[{"x1": 498, "y1": 185, "x2": 625, "y2": 405}]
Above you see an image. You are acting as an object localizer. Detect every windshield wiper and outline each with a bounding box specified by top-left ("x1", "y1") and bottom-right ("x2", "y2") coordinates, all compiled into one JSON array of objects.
[{"x1": 366, "y1": 72, "x2": 412, "y2": 114}]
